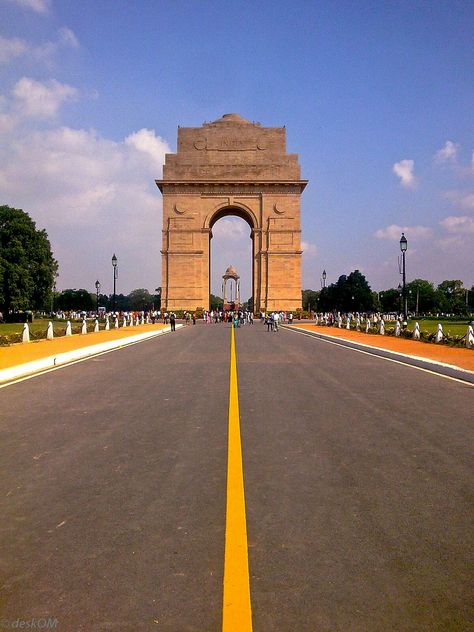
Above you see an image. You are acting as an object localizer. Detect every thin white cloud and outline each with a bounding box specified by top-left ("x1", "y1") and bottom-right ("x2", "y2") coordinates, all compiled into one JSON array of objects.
[
  {"x1": 212, "y1": 218, "x2": 248, "y2": 240},
  {"x1": 375, "y1": 224, "x2": 432, "y2": 240},
  {"x1": 444, "y1": 190, "x2": 474, "y2": 211},
  {"x1": 12, "y1": 77, "x2": 78, "y2": 118},
  {"x1": 393, "y1": 159, "x2": 417, "y2": 188},
  {"x1": 301, "y1": 240, "x2": 317, "y2": 256},
  {"x1": 0, "y1": 36, "x2": 29, "y2": 63},
  {"x1": 58, "y1": 27, "x2": 79, "y2": 49},
  {"x1": 440, "y1": 216, "x2": 474, "y2": 235},
  {"x1": 434, "y1": 140, "x2": 459, "y2": 163},
  {"x1": 5, "y1": 0, "x2": 50, "y2": 13},
  {"x1": 0, "y1": 28, "x2": 79, "y2": 66}
]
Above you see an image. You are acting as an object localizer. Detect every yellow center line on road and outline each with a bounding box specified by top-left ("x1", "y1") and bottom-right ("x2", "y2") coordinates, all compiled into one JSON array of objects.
[{"x1": 222, "y1": 326, "x2": 253, "y2": 631}]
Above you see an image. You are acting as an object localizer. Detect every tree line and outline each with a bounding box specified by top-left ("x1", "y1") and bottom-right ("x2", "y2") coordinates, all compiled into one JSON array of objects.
[
  {"x1": 54, "y1": 288, "x2": 161, "y2": 312},
  {"x1": 303, "y1": 271, "x2": 474, "y2": 316}
]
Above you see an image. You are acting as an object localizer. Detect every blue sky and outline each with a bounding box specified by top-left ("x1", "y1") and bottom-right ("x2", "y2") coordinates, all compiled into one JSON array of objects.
[{"x1": 1, "y1": 0, "x2": 473, "y2": 300}]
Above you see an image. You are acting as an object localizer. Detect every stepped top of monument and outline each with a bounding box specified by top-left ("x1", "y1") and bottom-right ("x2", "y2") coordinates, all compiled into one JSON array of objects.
[{"x1": 158, "y1": 114, "x2": 307, "y2": 185}]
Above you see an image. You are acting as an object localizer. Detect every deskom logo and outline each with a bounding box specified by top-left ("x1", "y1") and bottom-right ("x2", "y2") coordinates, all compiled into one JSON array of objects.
[{"x1": 0, "y1": 619, "x2": 59, "y2": 629}]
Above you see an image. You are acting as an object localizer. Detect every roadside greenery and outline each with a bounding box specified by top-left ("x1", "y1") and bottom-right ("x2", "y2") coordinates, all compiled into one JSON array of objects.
[{"x1": 0, "y1": 205, "x2": 57, "y2": 314}]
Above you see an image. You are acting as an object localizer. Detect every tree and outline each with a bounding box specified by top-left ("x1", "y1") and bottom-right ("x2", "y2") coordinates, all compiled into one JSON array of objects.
[
  {"x1": 128, "y1": 288, "x2": 153, "y2": 310},
  {"x1": 0, "y1": 205, "x2": 58, "y2": 313},
  {"x1": 302, "y1": 289, "x2": 319, "y2": 311},
  {"x1": 436, "y1": 280, "x2": 466, "y2": 315},
  {"x1": 406, "y1": 279, "x2": 436, "y2": 315},
  {"x1": 379, "y1": 288, "x2": 401, "y2": 313},
  {"x1": 314, "y1": 270, "x2": 374, "y2": 312},
  {"x1": 56, "y1": 289, "x2": 94, "y2": 311},
  {"x1": 210, "y1": 294, "x2": 223, "y2": 310}
]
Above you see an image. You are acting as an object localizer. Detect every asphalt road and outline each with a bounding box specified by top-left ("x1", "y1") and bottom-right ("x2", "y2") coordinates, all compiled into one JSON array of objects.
[{"x1": 0, "y1": 322, "x2": 472, "y2": 631}]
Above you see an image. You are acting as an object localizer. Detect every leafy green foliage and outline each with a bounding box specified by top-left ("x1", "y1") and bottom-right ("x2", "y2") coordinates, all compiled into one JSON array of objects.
[
  {"x1": 56, "y1": 288, "x2": 94, "y2": 311},
  {"x1": 210, "y1": 294, "x2": 224, "y2": 309},
  {"x1": 0, "y1": 205, "x2": 58, "y2": 312},
  {"x1": 316, "y1": 270, "x2": 375, "y2": 312}
]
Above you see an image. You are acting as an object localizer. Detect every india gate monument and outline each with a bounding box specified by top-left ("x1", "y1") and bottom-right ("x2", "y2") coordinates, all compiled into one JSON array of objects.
[{"x1": 156, "y1": 113, "x2": 308, "y2": 312}]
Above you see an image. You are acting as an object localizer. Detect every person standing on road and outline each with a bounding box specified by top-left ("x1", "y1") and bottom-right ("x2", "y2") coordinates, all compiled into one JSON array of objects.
[
  {"x1": 169, "y1": 312, "x2": 176, "y2": 331},
  {"x1": 266, "y1": 314, "x2": 273, "y2": 332}
]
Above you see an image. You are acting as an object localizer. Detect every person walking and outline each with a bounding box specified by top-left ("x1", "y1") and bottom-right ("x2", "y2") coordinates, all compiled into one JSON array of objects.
[{"x1": 169, "y1": 311, "x2": 176, "y2": 332}]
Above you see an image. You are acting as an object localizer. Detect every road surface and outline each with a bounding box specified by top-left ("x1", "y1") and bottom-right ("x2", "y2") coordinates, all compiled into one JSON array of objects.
[{"x1": 1, "y1": 323, "x2": 472, "y2": 631}]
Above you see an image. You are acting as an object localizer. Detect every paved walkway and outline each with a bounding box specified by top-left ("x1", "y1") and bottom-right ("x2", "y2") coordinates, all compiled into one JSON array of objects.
[
  {"x1": 0, "y1": 323, "x2": 172, "y2": 383},
  {"x1": 289, "y1": 323, "x2": 474, "y2": 372}
]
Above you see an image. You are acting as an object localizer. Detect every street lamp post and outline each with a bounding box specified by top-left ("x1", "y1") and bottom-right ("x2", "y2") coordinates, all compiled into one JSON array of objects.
[
  {"x1": 95, "y1": 280, "x2": 101, "y2": 317},
  {"x1": 399, "y1": 233, "x2": 408, "y2": 325},
  {"x1": 112, "y1": 253, "x2": 118, "y2": 313}
]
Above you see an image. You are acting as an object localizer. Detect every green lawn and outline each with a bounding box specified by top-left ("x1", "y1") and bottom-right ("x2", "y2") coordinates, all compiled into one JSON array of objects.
[
  {"x1": 0, "y1": 318, "x2": 105, "y2": 344},
  {"x1": 406, "y1": 319, "x2": 471, "y2": 336}
]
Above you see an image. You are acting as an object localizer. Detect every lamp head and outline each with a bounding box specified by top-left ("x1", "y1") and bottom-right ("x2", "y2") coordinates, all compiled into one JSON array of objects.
[
  {"x1": 112, "y1": 253, "x2": 117, "y2": 267},
  {"x1": 400, "y1": 233, "x2": 408, "y2": 252}
]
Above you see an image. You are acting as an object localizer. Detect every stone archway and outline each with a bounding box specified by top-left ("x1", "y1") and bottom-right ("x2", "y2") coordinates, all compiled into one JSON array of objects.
[{"x1": 156, "y1": 113, "x2": 308, "y2": 312}]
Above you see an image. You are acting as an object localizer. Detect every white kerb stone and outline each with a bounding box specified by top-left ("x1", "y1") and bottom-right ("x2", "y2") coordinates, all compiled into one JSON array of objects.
[{"x1": 22, "y1": 323, "x2": 30, "y2": 343}]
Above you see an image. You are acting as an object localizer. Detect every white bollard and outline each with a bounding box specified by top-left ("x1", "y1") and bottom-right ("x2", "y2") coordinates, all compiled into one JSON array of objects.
[
  {"x1": 65, "y1": 320, "x2": 72, "y2": 336},
  {"x1": 22, "y1": 322, "x2": 30, "y2": 343},
  {"x1": 379, "y1": 318, "x2": 385, "y2": 335},
  {"x1": 141, "y1": 315, "x2": 145, "y2": 325},
  {"x1": 338, "y1": 316, "x2": 342, "y2": 328},
  {"x1": 435, "y1": 323, "x2": 444, "y2": 343},
  {"x1": 46, "y1": 321, "x2": 54, "y2": 340},
  {"x1": 105, "y1": 316, "x2": 110, "y2": 331},
  {"x1": 346, "y1": 317, "x2": 351, "y2": 330},
  {"x1": 466, "y1": 325, "x2": 474, "y2": 349},
  {"x1": 123, "y1": 317, "x2": 127, "y2": 327},
  {"x1": 365, "y1": 319, "x2": 370, "y2": 333},
  {"x1": 413, "y1": 322, "x2": 420, "y2": 340},
  {"x1": 314, "y1": 314, "x2": 319, "y2": 325},
  {"x1": 81, "y1": 319, "x2": 87, "y2": 334},
  {"x1": 114, "y1": 317, "x2": 119, "y2": 329},
  {"x1": 395, "y1": 320, "x2": 401, "y2": 337},
  {"x1": 94, "y1": 319, "x2": 99, "y2": 333},
  {"x1": 356, "y1": 316, "x2": 360, "y2": 331}
]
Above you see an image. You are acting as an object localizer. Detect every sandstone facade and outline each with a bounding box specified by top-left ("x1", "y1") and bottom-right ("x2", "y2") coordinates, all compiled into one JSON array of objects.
[{"x1": 156, "y1": 113, "x2": 308, "y2": 312}]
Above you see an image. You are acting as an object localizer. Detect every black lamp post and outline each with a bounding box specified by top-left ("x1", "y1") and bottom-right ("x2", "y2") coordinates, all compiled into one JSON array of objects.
[
  {"x1": 95, "y1": 280, "x2": 101, "y2": 317},
  {"x1": 399, "y1": 233, "x2": 408, "y2": 324},
  {"x1": 112, "y1": 253, "x2": 118, "y2": 313},
  {"x1": 322, "y1": 269, "x2": 327, "y2": 288}
]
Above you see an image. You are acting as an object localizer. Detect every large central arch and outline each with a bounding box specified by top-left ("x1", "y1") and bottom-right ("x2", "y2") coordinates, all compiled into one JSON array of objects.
[
  {"x1": 156, "y1": 113, "x2": 308, "y2": 312},
  {"x1": 208, "y1": 204, "x2": 256, "y2": 309}
]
